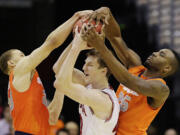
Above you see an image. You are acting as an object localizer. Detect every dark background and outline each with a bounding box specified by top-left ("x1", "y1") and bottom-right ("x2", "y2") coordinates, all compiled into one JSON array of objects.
[{"x1": 0, "y1": 0, "x2": 179, "y2": 134}]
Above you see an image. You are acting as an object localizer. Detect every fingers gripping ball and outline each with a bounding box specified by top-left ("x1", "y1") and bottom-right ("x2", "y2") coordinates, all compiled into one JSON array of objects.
[
  {"x1": 73, "y1": 17, "x2": 103, "y2": 35},
  {"x1": 73, "y1": 17, "x2": 103, "y2": 47}
]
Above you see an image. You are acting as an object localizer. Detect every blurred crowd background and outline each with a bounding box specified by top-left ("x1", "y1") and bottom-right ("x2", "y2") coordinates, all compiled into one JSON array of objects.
[{"x1": 0, "y1": 0, "x2": 179, "y2": 135}]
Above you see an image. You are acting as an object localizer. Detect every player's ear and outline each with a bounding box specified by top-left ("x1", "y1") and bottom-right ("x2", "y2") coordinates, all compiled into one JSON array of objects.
[
  {"x1": 102, "y1": 67, "x2": 108, "y2": 76},
  {"x1": 7, "y1": 60, "x2": 16, "y2": 68},
  {"x1": 162, "y1": 65, "x2": 172, "y2": 75}
]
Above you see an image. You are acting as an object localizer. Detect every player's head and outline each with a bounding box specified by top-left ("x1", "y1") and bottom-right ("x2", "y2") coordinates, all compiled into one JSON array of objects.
[
  {"x1": 0, "y1": 49, "x2": 25, "y2": 75},
  {"x1": 144, "y1": 49, "x2": 180, "y2": 78},
  {"x1": 164, "y1": 128, "x2": 178, "y2": 135},
  {"x1": 56, "y1": 128, "x2": 70, "y2": 135},
  {"x1": 65, "y1": 121, "x2": 78, "y2": 135},
  {"x1": 83, "y1": 49, "x2": 110, "y2": 84}
]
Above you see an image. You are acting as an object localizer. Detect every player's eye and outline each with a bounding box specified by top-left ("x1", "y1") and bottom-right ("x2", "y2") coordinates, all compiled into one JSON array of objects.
[{"x1": 160, "y1": 52, "x2": 165, "y2": 57}]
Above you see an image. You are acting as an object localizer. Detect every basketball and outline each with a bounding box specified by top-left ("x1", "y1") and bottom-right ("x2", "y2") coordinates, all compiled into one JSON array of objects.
[{"x1": 73, "y1": 17, "x2": 103, "y2": 35}]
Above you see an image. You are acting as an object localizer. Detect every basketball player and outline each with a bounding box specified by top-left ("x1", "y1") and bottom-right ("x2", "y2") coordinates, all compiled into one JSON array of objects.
[
  {"x1": 53, "y1": 26, "x2": 120, "y2": 135},
  {"x1": 0, "y1": 10, "x2": 92, "y2": 135},
  {"x1": 81, "y1": 7, "x2": 180, "y2": 135}
]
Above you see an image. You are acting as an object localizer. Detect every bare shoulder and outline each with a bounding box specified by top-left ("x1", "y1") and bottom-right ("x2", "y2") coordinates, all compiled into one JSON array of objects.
[
  {"x1": 14, "y1": 56, "x2": 30, "y2": 76},
  {"x1": 13, "y1": 69, "x2": 35, "y2": 92},
  {"x1": 147, "y1": 79, "x2": 169, "y2": 94},
  {"x1": 147, "y1": 80, "x2": 170, "y2": 108}
]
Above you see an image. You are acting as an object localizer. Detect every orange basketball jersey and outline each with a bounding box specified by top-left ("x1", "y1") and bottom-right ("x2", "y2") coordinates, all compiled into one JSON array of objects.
[
  {"x1": 116, "y1": 66, "x2": 166, "y2": 135},
  {"x1": 8, "y1": 71, "x2": 50, "y2": 135}
]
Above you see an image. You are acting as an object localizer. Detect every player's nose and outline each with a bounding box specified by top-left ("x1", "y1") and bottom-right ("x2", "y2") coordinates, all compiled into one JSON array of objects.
[
  {"x1": 82, "y1": 65, "x2": 86, "y2": 71},
  {"x1": 152, "y1": 52, "x2": 158, "y2": 57}
]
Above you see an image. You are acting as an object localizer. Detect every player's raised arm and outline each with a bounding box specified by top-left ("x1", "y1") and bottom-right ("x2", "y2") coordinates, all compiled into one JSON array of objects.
[
  {"x1": 89, "y1": 7, "x2": 142, "y2": 68},
  {"x1": 47, "y1": 44, "x2": 73, "y2": 125},
  {"x1": 48, "y1": 40, "x2": 87, "y2": 125},
  {"x1": 82, "y1": 23, "x2": 170, "y2": 109},
  {"x1": 53, "y1": 42, "x2": 86, "y2": 85},
  {"x1": 49, "y1": 34, "x2": 90, "y2": 125},
  {"x1": 54, "y1": 27, "x2": 112, "y2": 117},
  {"x1": 47, "y1": 90, "x2": 64, "y2": 125},
  {"x1": 14, "y1": 10, "x2": 93, "y2": 76}
]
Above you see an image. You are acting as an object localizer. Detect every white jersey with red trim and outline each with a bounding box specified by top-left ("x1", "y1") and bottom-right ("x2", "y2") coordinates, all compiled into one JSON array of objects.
[{"x1": 79, "y1": 85, "x2": 120, "y2": 135}]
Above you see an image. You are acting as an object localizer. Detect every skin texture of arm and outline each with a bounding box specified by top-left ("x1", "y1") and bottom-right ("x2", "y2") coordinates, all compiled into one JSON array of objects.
[
  {"x1": 13, "y1": 11, "x2": 93, "y2": 93},
  {"x1": 48, "y1": 42, "x2": 85, "y2": 125},
  {"x1": 47, "y1": 91, "x2": 64, "y2": 125},
  {"x1": 46, "y1": 45, "x2": 74, "y2": 126},
  {"x1": 81, "y1": 25, "x2": 170, "y2": 108},
  {"x1": 54, "y1": 29, "x2": 112, "y2": 119},
  {"x1": 90, "y1": 7, "x2": 142, "y2": 68},
  {"x1": 14, "y1": 13, "x2": 82, "y2": 76},
  {"x1": 48, "y1": 39, "x2": 87, "y2": 125},
  {"x1": 53, "y1": 43, "x2": 86, "y2": 85}
]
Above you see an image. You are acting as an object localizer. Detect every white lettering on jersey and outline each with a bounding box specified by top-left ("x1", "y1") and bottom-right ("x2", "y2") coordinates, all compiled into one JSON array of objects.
[
  {"x1": 118, "y1": 92, "x2": 131, "y2": 112},
  {"x1": 118, "y1": 85, "x2": 139, "y2": 112},
  {"x1": 37, "y1": 77, "x2": 43, "y2": 85},
  {"x1": 8, "y1": 83, "x2": 14, "y2": 112},
  {"x1": 37, "y1": 77, "x2": 47, "y2": 106},
  {"x1": 121, "y1": 84, "x2": 139, "y2": 96}
]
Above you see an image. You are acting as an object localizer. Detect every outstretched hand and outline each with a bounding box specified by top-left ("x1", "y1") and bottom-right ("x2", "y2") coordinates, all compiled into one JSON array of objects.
[
  {"x1": 81, "y1": 23, "x2": 105, "y2": 49},
  {"x1": 88, "y1": 7, "x2": 111, "y2": 25},
  {"x1": 87, "y1": 7, "x2": 121, "y2": 39},
  {"x1": 72, "y1": 25, "x2": 92, "y2": 50}
]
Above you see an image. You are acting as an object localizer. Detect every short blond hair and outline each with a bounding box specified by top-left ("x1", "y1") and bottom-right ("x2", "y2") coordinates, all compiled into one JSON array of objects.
[{"x1": 0, "y1": 49, "x2": 15, "y2": 75}]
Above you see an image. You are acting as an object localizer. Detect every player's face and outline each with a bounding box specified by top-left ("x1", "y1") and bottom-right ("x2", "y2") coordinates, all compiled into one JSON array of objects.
[
  {"x1": 58, "y1": 132, "x2": 69, "y2": 135},
  {"x1": 11, "y1": 49, "x2": 25, "y2": 64},
  {"x1": 145, "y1": 49, "x2": 174, "y2": 72},
  {"x1": 83, "y1": 56, "x2": 105, "y2": 84}
]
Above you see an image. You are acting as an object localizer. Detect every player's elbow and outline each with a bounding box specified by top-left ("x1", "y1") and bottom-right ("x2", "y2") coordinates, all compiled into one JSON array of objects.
[
  {"x1": 53, "y1": 80, "x2": 59, "y2": 89},
  {"x1": 52, "y1": 65, "x2": 57, "y2": 74},
  {"x1": 54, "y1": 79, "x2": 65, "y2": 90},
  {"x1": 116, "y1": 73, "x2": 132, "y2": 86},
  {"x1": 54, "y1": 78, "x2": 70, "y2": 91},
  {"x1": 159, "y1": 86, "x2": 170, "y2": 99},
  {"x1": 45, "y1": 34, "x2": 59, "y2": 49}
]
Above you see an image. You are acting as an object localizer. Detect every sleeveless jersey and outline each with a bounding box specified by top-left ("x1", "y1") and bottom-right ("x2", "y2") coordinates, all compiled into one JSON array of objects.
[
  {"x1": 8, "y1": 71, "x2": 50, "y2": 135},
  {"x1": 116, "y1": 66, "x2": 167, "y2": 135},
  {"x1": 79, "y1": 85, "x2": 120, "y2": 135}
]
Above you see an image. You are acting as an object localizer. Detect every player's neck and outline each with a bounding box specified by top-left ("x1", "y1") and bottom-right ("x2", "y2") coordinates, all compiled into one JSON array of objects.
[
  {"x1": 143, "y1": 69, "x2": 162, "y2": 78},
  {"x1": 91, "y1": 78, "x2": 109, "y2": 90}
]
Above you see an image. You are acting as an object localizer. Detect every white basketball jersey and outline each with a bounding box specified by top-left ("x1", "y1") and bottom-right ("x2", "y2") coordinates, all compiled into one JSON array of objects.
[{"x1": 79, "y1": 85, "x2": 120, "y2": 135}]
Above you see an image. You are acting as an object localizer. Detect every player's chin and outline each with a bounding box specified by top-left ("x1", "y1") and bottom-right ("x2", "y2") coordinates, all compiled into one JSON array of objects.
[
  {"x1": 85, "y1": 77, "x2": 91, "y2": 85},
  {"x1": 144, "y1": 60, "x2": 151, "y2": 69}
]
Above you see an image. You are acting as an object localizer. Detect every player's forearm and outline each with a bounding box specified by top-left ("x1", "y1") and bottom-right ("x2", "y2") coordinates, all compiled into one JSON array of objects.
[
  {"x1": 53, "y1": 47, "x2": 85, "y2": 104},
  {"x1": 105, "y1": 10, "x2": 121, "y2": 39},
  {"x1": 109, "y1": 36, "x2": 142, "y2": 68},
  {"x1": 109, "y1": 36, "x2": 130, "y2": 66},
  {"x1": 59, "y1": 83, "x2": 88, "y2": 105},
  {"x1": 96, "y1": 45, "x2": 167, "y2": 97},
  {"x1": 46, "y1": 14, "x2": 79, "y2": 49},
  {"x1": 48, "y1": 91, "x2": 64, "y2": 125},
  {"x1": 53, "y1": 43, "x2": 72, "y2": 74},
  {"x1": 95, "y1": 43, "x2": 132, "y2": 84},
  {"x1": 55, "y1": 46, "x2": 82, "y2": 86}
]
